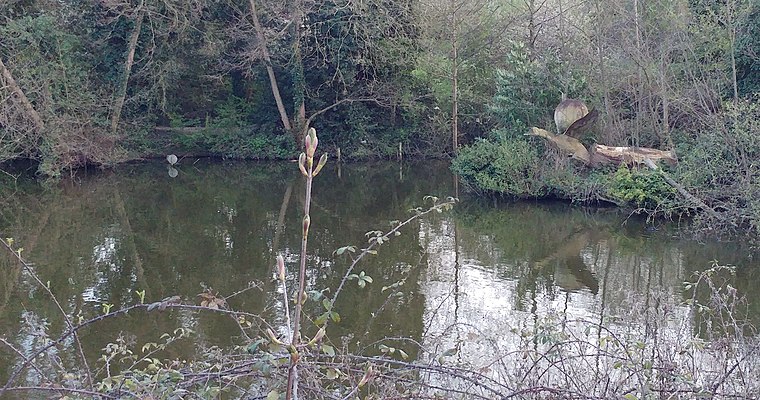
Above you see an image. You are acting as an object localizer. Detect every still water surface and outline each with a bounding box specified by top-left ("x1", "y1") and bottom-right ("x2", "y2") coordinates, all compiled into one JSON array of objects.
[{"x1": 1, "y1": 160, "x2": 758, "y2": 386}]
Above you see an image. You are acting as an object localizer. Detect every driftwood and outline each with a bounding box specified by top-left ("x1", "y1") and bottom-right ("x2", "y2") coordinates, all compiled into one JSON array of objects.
[
  {"x1": 527, "y1": 127, "x2": 719, "y2": 215},
  {"x1": 554, "y1": 99, "x2": 589, "y2": 135}
]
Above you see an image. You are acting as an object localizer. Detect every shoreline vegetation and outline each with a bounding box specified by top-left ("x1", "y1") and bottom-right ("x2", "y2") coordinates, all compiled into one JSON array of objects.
[{"x1": 1, "y1": 0, "x2": 758, "y2": 234}]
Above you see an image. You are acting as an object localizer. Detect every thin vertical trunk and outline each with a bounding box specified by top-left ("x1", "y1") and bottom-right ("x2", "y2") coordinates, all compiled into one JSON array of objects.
[
  {"x1": 0, "y1": 57, "x2": 44, "y2": 131},
  {"x1": 249, "y1": 0, "x2": 293, "y2": 133},
  {"x1": 660, "y1": 52, "x2": 673, "y2": 149},
  {"x1": 730, "y1": 30, "x2": 739, "y2": 103},
  {"x1": 111, "y1": 1, "x2": 145, "y2": 133},
  {"x1": 451, "y1": 4, "x2": 459, "y2": 154},
  {"x1": 633, "y1": 0, "x2": 642, "y2": 147},
  {"x1": 662, "y1": 90, "x2": 671, "y2": 147},
  {"x1": 594, "y1": 0, "x2": 612, "y2": 135},
  {"x1": 527, "y1": 0, "x2": 536, "y2": 59},
  {"x1": 728, "y1": 0, "x2": 739, "y2": 103},
  {"x1": 293, "y1": 0, "x2": 307, "y2": 140},
  {"x1": 452, "y1": 42, "x2": 459, "y2": 153}
]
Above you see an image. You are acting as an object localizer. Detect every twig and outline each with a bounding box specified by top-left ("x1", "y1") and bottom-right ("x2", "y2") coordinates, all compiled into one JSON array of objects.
[
  {"x1": 2, "y1": 386, "x2": 119, "y2": 399},
  {"x1": 0, "y1": 238, "x2": 93, "y2": 389},
  {"x1": 331, "y1": 199, "x2": 457, "y2": 306},
  {"x1": 1, "y1": 302, "x2": 272, "y2": 395}
]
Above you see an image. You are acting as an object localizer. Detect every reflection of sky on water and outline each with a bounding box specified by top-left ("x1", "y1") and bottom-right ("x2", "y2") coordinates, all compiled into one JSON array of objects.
[
  {"x1": 417, "y1": 217, "x2": 706, "y2": 381},
  {"x1": 84, "y1": 235, "x2": 122, "y2": 304}
]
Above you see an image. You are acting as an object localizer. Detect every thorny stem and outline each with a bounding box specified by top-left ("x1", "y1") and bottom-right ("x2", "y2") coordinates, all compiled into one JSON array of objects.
[{"x1": 1, "y1": 301, "x2": 273, "y2": 396}]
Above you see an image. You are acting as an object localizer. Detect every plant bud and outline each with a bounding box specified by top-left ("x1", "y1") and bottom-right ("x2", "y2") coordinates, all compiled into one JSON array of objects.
[
  {"x1": 313, "y1": 153, "x2": 328, "y2": 176},
  {"x1": 298, "y1": 153, "x2": 308, "y2": 176},
  {"x1": 302, "y1": 215, "x2": 311, "y2": 237},
  {"x1": 306, "y1": 127, "x2": 318, "y2": 158},
  {"x1": 266, "y1": 328, "x2": 284, "y2": 345},
  {"x1": 304, "y1": 134, "x2": 312, "y2": 154},
  {"x1": 276, "y1": 255, "x2": 286, "y2": 281},
  {"x1": 307, "y1": 327, "x2": 326, "y2": 346}
]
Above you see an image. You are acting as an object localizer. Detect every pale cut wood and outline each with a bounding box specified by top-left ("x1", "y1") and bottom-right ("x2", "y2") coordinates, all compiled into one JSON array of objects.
[
  {"x1": 526, "y1": 127, "x2": 677, "y2": 168},
  {"x1": 526, "y1": 127, "x2": 591, "y2": 164},
  {"x1": 590, "y1": 144, "x2": 677, "y2": 166}
]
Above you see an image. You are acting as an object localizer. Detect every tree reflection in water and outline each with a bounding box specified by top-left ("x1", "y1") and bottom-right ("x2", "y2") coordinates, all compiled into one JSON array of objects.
[{"x1": 0, "y1": 160, "x2": 757, "y2": 397}]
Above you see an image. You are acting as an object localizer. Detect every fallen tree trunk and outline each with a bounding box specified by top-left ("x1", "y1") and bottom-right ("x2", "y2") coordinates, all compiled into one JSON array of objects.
[
  {"x1": 642, "y1": 158, "x2": 721, "y2": 220},
  {"x1": 591, "y1": 144, "x2": 676, "y2": 166},
  {"x1": 526, "y1": 128, "x2": 676, "y2": 167}
]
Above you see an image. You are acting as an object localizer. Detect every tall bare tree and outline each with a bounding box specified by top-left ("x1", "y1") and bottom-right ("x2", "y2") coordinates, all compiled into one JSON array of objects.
[{"x1": 418, "y1": 0, "x2": 511, "y2": 153}]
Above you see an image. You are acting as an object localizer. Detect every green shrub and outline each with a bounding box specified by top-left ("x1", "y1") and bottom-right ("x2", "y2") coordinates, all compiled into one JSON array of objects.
[
  {"x1": 203, "y1": 128, "x2": 295, "y2": 159},
  {"x1": 452, "y1": 135, "x2": 548, "y2": 197},
  {"x1": 608, "y1": 165, "x2": 677, "y2": 211},
  {"x1": 490, "y1": 41, "x2": 588, "y2": 136}
]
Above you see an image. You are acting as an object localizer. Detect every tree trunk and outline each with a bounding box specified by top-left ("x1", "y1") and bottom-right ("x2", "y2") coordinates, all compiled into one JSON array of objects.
[
  {"x1": 591, "y1": 144, "x2": 676, "y2": 166},
  {"x1": 111, "y1": 1, "x2": 145, "y2": 133},
  {"x1": 526, "y1": 127, "x2": 677, "y2": 167},
  {"x1": 451, "y1": 35, "x2": 459, "y2": 154},
  {"x1": 730, "y1": 28, "x2": 739, "y2": 103},
  {"x1": 0, "y1": 56, "x2": 44, "y2": 131},
  {"x1": 633, "y1": 0, "x2": 642, "y2": 147},
  {"x1": 249, "y1": 0, "x2": 293, "y2": 133}
]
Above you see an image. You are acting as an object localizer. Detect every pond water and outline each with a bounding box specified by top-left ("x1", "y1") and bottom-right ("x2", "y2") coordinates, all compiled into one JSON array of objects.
[{"x1": 1, "y1": 160, "x2": 759, "y2": 392}]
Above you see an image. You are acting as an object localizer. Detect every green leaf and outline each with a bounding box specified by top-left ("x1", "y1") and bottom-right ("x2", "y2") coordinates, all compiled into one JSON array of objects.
[
  {"x1": 315, "y1": 313, "x2": 329, "y2": 326},
  {"x1": 335, "y1": 246, "x2": 356, "y2": 256},
  {"x1": 246, "y1": 339, "x2": 268, "y2": 354},
  {"x1": 623, "y1": 395, "x2": 638, "y2": 400},
  {"x1": 267, "y1": 390, "x2": 279, "y2": 400},
  {"x1": 322, "y1": 344, "x2": 335, "y2": 356},
  {"x1": 330, "y1": 311, "x2": 341, "y2": 322}
]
